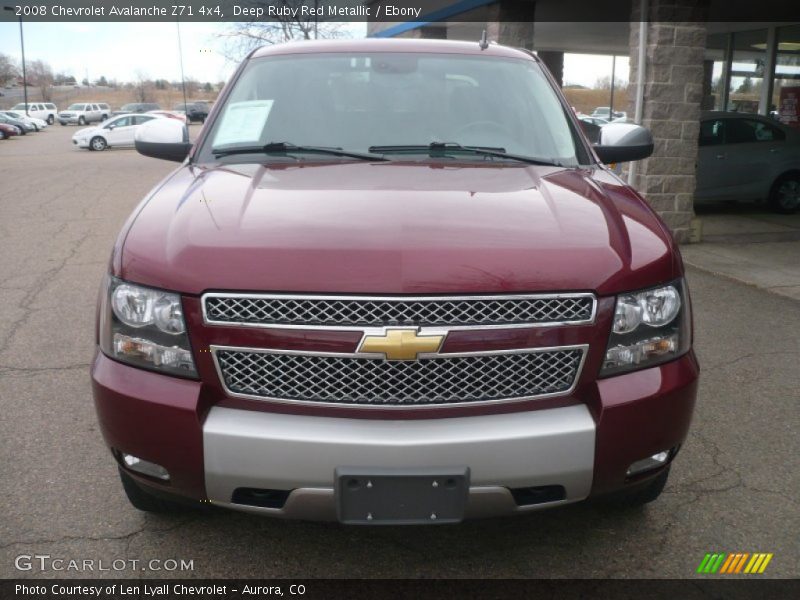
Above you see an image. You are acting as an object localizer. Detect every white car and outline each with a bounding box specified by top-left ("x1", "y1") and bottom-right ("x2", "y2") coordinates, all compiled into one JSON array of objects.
[
  {"x1": 11, "y1": 102, "x2": 58, "y2": 124},
  {"x1": 72, "y1": 113, "x2": 163, "y2": 151},
  {"x1": 3, "y1": 110, "x2": 48, "y2": 131}
]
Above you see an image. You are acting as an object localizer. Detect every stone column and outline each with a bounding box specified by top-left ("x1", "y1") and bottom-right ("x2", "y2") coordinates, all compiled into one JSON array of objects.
[
  {"x1": 538, "y1": 51, "x2": 564, "y2": 87},
  {"x1": 628, "y1": 0, "x2": 708, "y2": 243},
  {"x1": 398, "y1": 25, "x2": 448, "y2": 39},
  {"x1": 485, "y1": 1, "x2": 536, "y2": 50}
]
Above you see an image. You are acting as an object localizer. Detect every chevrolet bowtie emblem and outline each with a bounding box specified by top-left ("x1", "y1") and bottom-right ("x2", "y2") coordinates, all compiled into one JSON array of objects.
[{"x1": 359, "y1": 329, "x2": 445, "y2": 361}]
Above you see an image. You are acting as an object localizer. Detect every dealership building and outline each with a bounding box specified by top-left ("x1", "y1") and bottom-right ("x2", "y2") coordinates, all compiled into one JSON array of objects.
[{"x1": 368, "y1": 0, "x2": 800, "y2": 242}]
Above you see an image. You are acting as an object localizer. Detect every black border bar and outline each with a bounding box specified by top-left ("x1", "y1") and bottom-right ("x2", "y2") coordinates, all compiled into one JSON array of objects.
[{"x1": 2, "y1": 579, "x2": 800, "y2": 600}]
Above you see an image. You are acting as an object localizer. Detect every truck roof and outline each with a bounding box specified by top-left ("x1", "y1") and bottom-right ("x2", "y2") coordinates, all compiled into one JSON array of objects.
[{"x1": 249, "y1": 38, "x2": 537, "y2": 61}]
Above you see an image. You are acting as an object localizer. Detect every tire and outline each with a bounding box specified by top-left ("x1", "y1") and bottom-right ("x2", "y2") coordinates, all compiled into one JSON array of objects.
[
  {"x1": 101, "y1": 114, "x2": 108, "y2": 121},
  {"x1": 78, "y1": 116, "x2": 86, "y2": 125},
  {"x1": 60, "y1": 121, "x2": 66, "y2": 126},
  {"x1": 118, "y1": 467, "x2": 190, "y2": 513},
  {"x1": 0, "y1": 130, "x2": 5, "y2": 140},
  {"x1": 769, "y1": 173, "x2": 800, "y2": 214},
  {"x1": 609, "y1": 467, "x2": 670, "y2": 508},
  {"x1": 47, "y1": 115, "x2": 54, "y2": 125},
  {"x1": 90, "y1": 136, "x2": 107, "y2": 151}
]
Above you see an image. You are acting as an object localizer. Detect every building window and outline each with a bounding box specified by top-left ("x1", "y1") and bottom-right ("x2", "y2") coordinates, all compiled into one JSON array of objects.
[
  {"x1": 772, "y1": 24, "x2": 800, "y2": 129},
  {"x1": 727, "y1": 29, "x2": 768, "y2": 114}
]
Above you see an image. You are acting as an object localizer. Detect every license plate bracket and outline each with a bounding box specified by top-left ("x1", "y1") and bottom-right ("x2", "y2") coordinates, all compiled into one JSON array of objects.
[{"x1": 335, "y1": 467, "x2": 470, "y2": 525}]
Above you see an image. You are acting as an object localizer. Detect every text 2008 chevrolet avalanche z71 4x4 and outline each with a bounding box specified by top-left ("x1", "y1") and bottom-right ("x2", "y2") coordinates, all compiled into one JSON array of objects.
[{"x1": 92, "y1": 39, "x2": 698, "y2": 524}]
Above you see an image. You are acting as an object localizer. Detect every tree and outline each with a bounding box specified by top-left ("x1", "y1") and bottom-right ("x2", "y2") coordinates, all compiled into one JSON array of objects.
[
  {"x1": 203, "y1": 82, "x2": 213, "y2": 93},
  {"x1": 0, "y1": 53, "x2": 19, "y2": 86},
  {"x1": 133, "y1": 71, "x2": 154, "y2": 102},
  {"x1": 183, "y1": 77, "x2": 199, "y2": 96},
  {"x1": 594, "y1": 75, "x2": 628, "y2": 91},
  {"x1": 737, "y1": 77, "x2": 753, "y2": 94},
  {"x1": 27, "y1": 60, "x2": 55, "y2": 101},
  {"x1": 95, "y1": 75, "x2": 108, "y2": 87},
  {"x1": 82, "y1": 77, "x2": 89, "y2": 86},
  {"x1": 219, "y1": 0, "x2": 348, "y2": 61}
]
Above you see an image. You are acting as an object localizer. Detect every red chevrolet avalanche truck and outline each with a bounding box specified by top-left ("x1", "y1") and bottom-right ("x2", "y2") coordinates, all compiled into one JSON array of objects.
[{"x1": 92, "y1": 39, "x2": 699, "y2": 524}]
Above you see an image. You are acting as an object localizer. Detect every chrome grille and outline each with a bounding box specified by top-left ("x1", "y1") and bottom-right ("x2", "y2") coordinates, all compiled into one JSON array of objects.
[
  {"x1": 203, "y1": 294, "x2": 595, "y2": 328},
  {"x1": 213, "y1": 347, "x2": 585, "y2": 407}
]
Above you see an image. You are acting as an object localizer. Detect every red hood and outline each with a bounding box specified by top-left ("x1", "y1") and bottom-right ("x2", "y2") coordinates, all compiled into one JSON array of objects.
[{"x1": 118, "y1": 161, "x2": 678, "y2": 296}]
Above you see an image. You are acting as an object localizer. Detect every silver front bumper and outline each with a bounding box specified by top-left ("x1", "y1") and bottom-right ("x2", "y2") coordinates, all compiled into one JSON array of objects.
[{"x1": 203, "y1": 405, "x2": 596, "y2": 520}]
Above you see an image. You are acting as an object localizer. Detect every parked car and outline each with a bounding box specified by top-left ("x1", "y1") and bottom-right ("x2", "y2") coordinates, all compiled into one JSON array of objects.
[
  {"x1": 112, "y1": 103, "x2": 160, "y2": 116},
  {"x1": 173, "y1": 101, "x2": 209, "y2": 123},
  {"x1": 579, "y1": 115, "x2": 610, "y2": 127},
  {"x1": 94, "y1": 39, "x2": 697, "y2": 523},
  {"x1": 59, "y1": 103, "x2": 106, "y2": 125},
  {"x1": 72, "y1": 113, "x2": 162, "y2": 151},
  {"x1": 696, "y1": 111, "x2": 800, "y2": 213},
  {"x1": 0, "y1": 112, "x2": 33, "y2": 134},
  {"x1": 3, "y1": 110, "x2": 48, "y2": 131},
  {"x1": 97, "y1": 103, "x2": 111, "y2": 120},
  {"x1": 11, "y1": 102, "x2": 58, "y2": 124},
  {"x1": 591, "y1": 107, "x2": 626, "y2": 120},
  {"x1": 0, "y1": 122, "x2": 20, "y2": 140},
  {"x1": 2, "y1": 110, "x2": 43, "y2": 130},
  {"x1": 146, "y1": 110, "x2": 188, "y2": 124}
]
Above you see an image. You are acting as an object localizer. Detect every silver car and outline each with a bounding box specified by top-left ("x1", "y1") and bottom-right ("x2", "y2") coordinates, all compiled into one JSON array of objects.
[{"x1": 696, "y1": 111, "x2": 800, "y2": 213}]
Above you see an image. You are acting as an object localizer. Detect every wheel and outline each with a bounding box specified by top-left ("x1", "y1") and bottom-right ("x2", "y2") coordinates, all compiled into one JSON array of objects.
[
  {"x1": 608, "y1": 467, "x2": 670, "y2": 508},
  {"x1": 78, "y1": 116, "x2": 86, "y2": 125},
  {"x1": 90, "y1": 136, "x2": 107, "y2": 151},
  {"x1": 118, "y1": 467, "x2": 190, "y2": 513},
  {"x1": 47, "y1": 115, "x2": 54, "y2": 125},
  {"x1": 0, "y1": 130, "x2": 5, "y2": 140},
  {"x1": 101, "y1": 114, "x2": 108, "y2": 121},
  {"x1": 60, "y1": 121, "x2": 66, "y2": 126},
  {"x1": 769, "y1": 173, "x2": 800, "y2": 214}
]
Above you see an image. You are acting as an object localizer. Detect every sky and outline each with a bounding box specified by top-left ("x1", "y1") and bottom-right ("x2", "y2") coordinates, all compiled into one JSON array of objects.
[{"x1": 0, "y1": 21, "x2": 627, "y2": 87}]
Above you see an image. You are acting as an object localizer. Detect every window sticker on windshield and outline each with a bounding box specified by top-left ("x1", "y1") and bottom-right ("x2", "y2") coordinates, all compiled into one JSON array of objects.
[{"x1": 213, "y1": 100, "x2": 274, "y2": 147}]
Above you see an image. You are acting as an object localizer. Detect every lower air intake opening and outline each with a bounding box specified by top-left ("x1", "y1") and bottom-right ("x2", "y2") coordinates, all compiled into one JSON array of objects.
[
  {"x1": 231, "y1": 487, "x2": 291, "y2": 509},
  {"x1": 509, "y1": 485, "x2": 566, "y2": 506}
]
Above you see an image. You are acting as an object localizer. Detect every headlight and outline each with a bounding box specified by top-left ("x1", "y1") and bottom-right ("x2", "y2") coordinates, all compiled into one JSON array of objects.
[
  {"x1": 612, "y1": 285, "x2": 681, "y2": 333},
  {"x1": 601, "y1": 279, "x2": 691, "y2": 376},
  {"x1": 99, "y1": 276, "x2": 197, "y2": 377}
]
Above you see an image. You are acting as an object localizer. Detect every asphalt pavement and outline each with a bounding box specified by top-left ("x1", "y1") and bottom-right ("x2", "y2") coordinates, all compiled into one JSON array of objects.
[{"x1": 0, "y1": 126, "x2": 797, "y2": 579}]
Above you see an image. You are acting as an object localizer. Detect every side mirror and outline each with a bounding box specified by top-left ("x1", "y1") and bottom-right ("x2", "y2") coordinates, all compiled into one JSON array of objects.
[
  {"x1": 594, "y1": 122, "x2": 654, "y2": 164},
  {"x1": 106, "y1": 125, "x2": 115, "y2": 130},
  {"x1": 135, "y1": 117, "x2": 191, "y2": 162}
]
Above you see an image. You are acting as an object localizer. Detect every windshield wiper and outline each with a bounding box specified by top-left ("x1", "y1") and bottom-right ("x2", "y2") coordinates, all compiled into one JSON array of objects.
[
  {"x1": 368, "y1": 142, "x2": 564, "y2": 166},
  {"x1": 212, "y1": 142, "x2": 388, "y2": 161}
]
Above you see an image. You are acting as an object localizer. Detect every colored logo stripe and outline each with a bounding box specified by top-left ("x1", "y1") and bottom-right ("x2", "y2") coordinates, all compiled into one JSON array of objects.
[
  {"x1": 697, "y1": 553, "x2": 726, "y2": 573},
  {"x1": 697, "y1": 553, "x2": 773, "y2": 574}
]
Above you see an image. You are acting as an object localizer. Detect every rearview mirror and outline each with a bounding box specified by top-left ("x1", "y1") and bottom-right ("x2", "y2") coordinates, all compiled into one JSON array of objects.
[
  {"x1": 594, "y1": 122, "x2": 654, "y2": 164},
  {"x1": 135, "y1": 117, "x2": 191, "y2": 162}
]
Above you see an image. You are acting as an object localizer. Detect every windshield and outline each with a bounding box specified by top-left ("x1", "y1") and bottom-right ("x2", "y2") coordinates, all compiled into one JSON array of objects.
[
  {"x1": 198, "y1": 52, "x2": 584, "y2": 165},
  {"x1": 121, "y1": 104, "x2": 138, "y2": 110},
  {"x1": 12, "y1": 104, "x2": 26, "y2": 110},
  {"x1": 67, "y1": 104, "x2": 85, "y2": 110}
]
